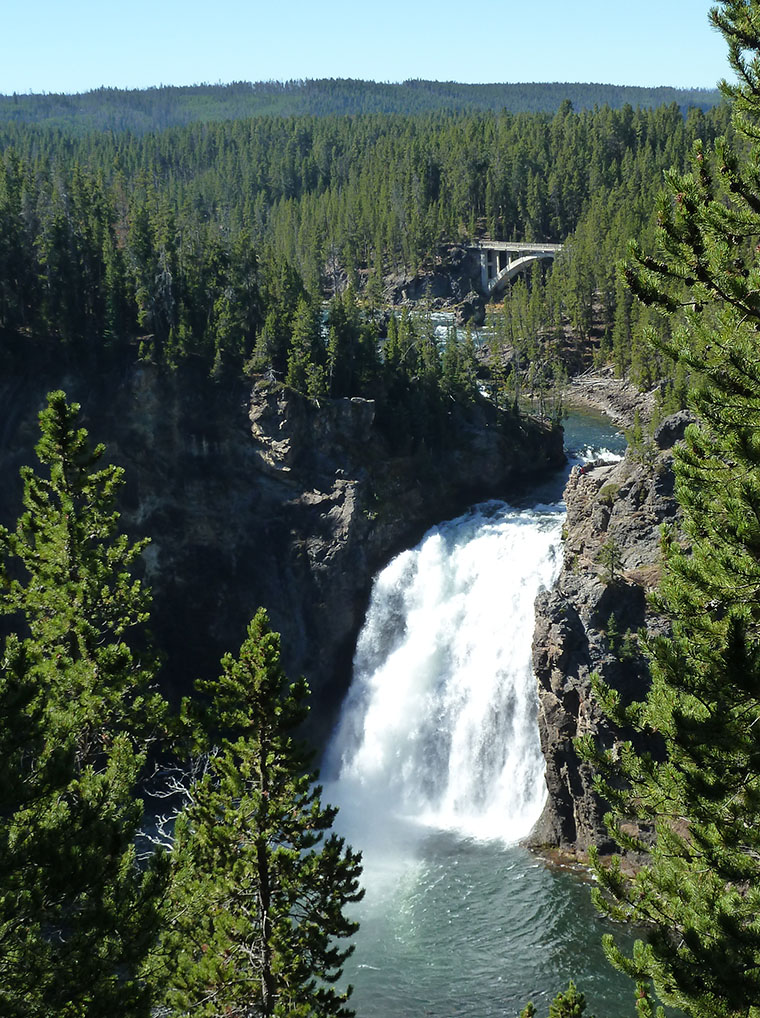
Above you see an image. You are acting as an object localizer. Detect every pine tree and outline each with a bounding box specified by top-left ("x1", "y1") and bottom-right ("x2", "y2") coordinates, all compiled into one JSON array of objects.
[
  {"x1": 157, "y1": 608, "x2": 364, "y2": 1018},
  {"x1": 416, "y1": 309, "x2": 441, "y2": 387},
  {"x1": 458, "y1": 325, "x2": 480, "y2": 400},
  {"x1": 520, "y1": 981, "x2": 596, "y2": 1018},
  {"x1": 577, "y1": 4, "x2": 760, "y2": 1016},
  {"x1": 0, "y1": 391, "x2": 167, "y2": 1018},
  {"x1": 441, "y1": 324, "x2": 462, "y2": 397},
  {"x1": 326, "y1": 289, "x2": 360, "y2": 397},
  {"x1": 285, "y1": 295, "x2": 327, "y2": 397}
]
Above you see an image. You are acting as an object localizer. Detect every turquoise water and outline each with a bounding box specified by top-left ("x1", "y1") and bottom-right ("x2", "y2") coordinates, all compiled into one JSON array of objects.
[
  {"x1": 339, "y1": 834, "x2": 637, "y2": 1018},
  {"x1": 562, "y1": 407, "x2": 627, "y2": 463},
  {"x1": 326, "y1": 411, "x2": 638, "y2": 1018}
]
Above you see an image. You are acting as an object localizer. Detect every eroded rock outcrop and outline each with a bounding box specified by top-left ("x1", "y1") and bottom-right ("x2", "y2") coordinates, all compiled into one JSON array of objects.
[
  {"x1": 246, "y1": 377, "x2": 563, "y2": 736},
  {"x1": 387, "y1": 246, "x2": 482, "y2": 310},
  {"x1": 528, "y1": 414, "x2": 690, "y2": 857}
]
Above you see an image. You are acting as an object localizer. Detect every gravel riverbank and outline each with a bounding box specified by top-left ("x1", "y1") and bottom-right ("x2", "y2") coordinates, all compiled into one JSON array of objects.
[{"x1": 563, "y1": 369, "x2": 655, "y2": 428}]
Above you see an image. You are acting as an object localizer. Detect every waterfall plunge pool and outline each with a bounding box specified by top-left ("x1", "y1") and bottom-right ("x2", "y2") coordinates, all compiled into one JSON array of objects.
[{"x1": 322, "y1": 410, "x2": 634, "y2": 1017}]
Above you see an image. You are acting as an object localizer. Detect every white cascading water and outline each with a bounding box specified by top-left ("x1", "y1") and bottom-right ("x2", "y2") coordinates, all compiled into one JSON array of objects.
[{"x1": 326, "y1": 499, "x2": 564, "y2": 844}]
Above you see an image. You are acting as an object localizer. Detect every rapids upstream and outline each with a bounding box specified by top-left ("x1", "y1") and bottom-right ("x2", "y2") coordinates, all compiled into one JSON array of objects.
[{"x1": 322, "y1": 410, "x2": 637, "y2": 1017}]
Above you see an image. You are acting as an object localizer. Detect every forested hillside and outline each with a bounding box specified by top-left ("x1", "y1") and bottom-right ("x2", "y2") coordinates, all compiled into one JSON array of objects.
[
  {"x1": 0, "y1": 99, "x2": 732, "y2": 408},
  {"x1": 0, "y1": 79, "x2": 723, "y2": 133}
]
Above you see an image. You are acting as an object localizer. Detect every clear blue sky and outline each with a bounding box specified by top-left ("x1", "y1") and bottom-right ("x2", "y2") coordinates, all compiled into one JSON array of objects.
[{"x1": 1, "y1": 0, "x2": 730, "y2": 95}]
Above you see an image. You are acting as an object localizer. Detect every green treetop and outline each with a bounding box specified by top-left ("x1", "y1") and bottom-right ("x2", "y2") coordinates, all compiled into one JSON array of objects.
[
  {"x1": 578, "y1": 3, "x2": 760, "y2": 1016},
  {"x1": 156, "y1": 608, "x2": 364, "y2": 1018},
  {"x1": 0, "y1": 391, "x2": 167, "y2": 1018},
  {"x1": 285, "y1": 295, "x2": 328, "y2": 398}
]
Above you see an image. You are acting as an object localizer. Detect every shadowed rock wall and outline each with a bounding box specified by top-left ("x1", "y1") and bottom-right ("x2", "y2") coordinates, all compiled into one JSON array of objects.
[
  {"x1": 529, "y1": 414, "x2": 691, "y2": 856},
  {"x1": 0, "y1": 351, "x2": 563, "y2": 742}
]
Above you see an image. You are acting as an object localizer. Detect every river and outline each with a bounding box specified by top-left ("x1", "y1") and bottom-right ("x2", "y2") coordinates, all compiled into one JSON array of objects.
[{"x1": 322, "y1": 410, "x2": 635, "y2": 1018}]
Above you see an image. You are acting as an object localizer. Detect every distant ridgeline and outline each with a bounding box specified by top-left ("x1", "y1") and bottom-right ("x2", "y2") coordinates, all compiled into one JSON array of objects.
[{"x1": 0, "y1": 79, "x2": 724, "y2": 133}]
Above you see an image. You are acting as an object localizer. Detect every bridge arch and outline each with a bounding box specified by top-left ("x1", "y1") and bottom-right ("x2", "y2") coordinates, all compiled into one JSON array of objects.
[{"x1": 469, "y1": 241, "x2": 563, "y2": 297}]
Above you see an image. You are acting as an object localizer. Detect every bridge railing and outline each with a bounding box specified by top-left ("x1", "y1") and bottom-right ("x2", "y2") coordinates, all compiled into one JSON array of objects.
[{"x1": 469, "y1": 241, "x2": 564, "y2": 254}]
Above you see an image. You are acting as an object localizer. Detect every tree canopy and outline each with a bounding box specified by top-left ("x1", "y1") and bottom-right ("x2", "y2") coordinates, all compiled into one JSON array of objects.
[
  {"x1": 578, "y1": 3, "x2": 760, "y2": 1016},
  {"x1": 0, "y1": 395, "x2": 364, "y2": 1017},
  {"x1": 0, "y1": 98, "x2": 731, "y2": 382},
  {"x1": 0, "y1": 391, "x2": 168, "y2": 1017},
  {"x1": 0, "y1": 80, "x2": 723, "y2": 134},
  {"x1": 155, "y1": 609, "x2": 364, "y2": 1018}
]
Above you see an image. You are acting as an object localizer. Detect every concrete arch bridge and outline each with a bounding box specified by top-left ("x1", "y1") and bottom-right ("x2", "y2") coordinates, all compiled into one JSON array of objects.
[{"x1": 470, "y1": 241, "x2": 563, "y2": 297}]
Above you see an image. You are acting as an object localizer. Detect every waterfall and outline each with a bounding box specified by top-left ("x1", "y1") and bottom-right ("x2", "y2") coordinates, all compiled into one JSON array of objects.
[{"x1": 326, "y1": 499, "x2": 564, "y2": 844}]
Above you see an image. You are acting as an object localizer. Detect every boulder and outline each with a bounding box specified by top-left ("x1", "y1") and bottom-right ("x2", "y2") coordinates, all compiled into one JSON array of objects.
[
  {"x1": 457, "y1": 290, "x2": 486, "y2": 327},
  {"x1": 653, "y1": 409, "x2": 696, "y2": 450}
]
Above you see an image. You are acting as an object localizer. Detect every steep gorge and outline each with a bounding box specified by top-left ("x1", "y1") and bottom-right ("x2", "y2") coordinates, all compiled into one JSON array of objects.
[
  {"x1": 2, "y1": 344, "x2": 687, "y2": 856},
  {"x1": 0, "y1": 352, "x2": 563, "y2": 737}
]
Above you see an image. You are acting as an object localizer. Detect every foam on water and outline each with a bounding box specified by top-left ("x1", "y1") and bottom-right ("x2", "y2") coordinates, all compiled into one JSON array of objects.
[{"x1": 326, "y1": 500, "x2": 563, "y2": 844}]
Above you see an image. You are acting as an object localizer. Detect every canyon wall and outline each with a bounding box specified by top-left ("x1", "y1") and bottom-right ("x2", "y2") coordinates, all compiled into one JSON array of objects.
[
  {"x1": 528, "y1": 413, "x2": 691, "y2": 856},
  {"x1": 0, "y1": 353, "x2": 563, "y2": 740}
]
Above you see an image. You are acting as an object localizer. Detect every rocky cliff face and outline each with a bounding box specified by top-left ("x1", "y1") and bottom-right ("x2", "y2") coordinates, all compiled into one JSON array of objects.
[
  {"x1": 0, "y1": 354, "x2": 563, "y2": 741},
  {"x1": 386, "y1": 246, "x2": 486, "y2": 323},
  {"x1": 528, "y1": 413, "x2": 691, "y2": 857},
  {"x1": 246, "y1": 377, "x2": 563, "y2": 736}
]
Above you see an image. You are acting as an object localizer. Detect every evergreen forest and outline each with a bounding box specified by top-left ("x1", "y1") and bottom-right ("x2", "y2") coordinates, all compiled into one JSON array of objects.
[
  {"x1": 0, "y1": 90, "x2": 735, "y2": 407},
  {"x1": 0, "y1": 79, "x2": 722, "y2": 133},
  {"x1": 8, "y1": 0, "x2": 760, "y2": 1015}
]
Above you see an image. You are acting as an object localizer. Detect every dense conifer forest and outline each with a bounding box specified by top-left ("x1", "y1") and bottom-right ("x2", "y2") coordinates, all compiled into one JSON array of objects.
[{"x1": 0, "y1": 95, "x2": 733, "y2": 411}]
